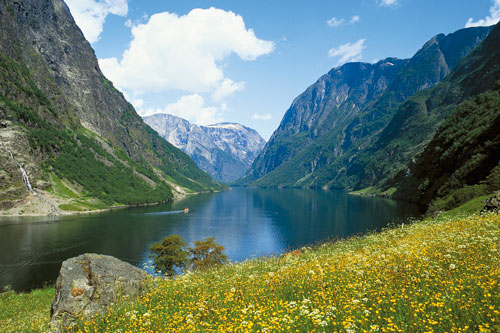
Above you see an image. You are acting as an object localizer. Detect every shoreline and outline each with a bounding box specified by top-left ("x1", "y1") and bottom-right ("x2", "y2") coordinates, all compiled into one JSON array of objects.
[{"x1": 0, "y1": 188, "x2": 225, "y2": 219}]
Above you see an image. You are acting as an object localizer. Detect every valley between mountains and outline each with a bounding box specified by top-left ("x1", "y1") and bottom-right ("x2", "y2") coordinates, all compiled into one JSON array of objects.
[
  {"x1": 0, "y1": 1, "x2": 499, "y2": 218},
  {"x1": 1, "y1": 1, "x2": 500, "y2": 332},
  {"x1": 238, "y1": 23, "x2": 500, "y2": 214}
]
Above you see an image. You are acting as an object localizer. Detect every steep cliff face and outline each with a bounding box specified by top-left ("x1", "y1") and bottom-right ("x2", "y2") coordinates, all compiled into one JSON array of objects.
[
  {"x1": 144, "y1": 114, "x2": 266, "y2": 183},
  {"x1": 0, "y1": 0, "x2": 221, "y2": 214},
  {"x1": 239, "y1": 58, "x2": 406, "y2": 185},
  {"x1": 239, "y1": 25, "x2": 492, "y2": 188}
]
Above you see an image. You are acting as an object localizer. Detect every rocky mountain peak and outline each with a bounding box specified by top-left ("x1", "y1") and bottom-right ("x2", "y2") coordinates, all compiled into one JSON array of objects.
[{"x1": 144, "y1": 114, "x2": 266, "y2": 183}]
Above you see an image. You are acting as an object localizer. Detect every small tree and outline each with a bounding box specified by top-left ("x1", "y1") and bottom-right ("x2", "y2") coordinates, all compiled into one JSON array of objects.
[
  {"x1": 149, "y1": 234, "x2": 188, "y2": 277},
  {"x1": 189, "y1": 237, "x2": 229, "y2": 270}
]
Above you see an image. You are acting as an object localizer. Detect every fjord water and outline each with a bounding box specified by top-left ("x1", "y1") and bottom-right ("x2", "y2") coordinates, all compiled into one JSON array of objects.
[{"x1": 0, "y1": 188, "x2": 421, "y2": 291}]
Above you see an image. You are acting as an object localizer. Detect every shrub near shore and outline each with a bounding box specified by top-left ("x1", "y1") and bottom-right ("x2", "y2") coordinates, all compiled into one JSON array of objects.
[{"x1": 78, "y1": 212, "x2": 500, "y2": 332}]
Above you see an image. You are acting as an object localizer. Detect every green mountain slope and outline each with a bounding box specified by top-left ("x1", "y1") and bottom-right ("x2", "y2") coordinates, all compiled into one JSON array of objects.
[
  {"x1": 389, "y1": 23, "x2": 500, "y2": 211},
  {"x1": 340, "y1": 22, "x2": 500, "y2": 202},
  {"x1": 346, "y1": 22, "x2": 500, "y2": 191},
  {"x1": 393, "y1": 85, "x2": 500, "y2": 212},
  {"x1": 237, "y1": 58, "x2": 408, "y2": 186},
  {"x1": 238, "y1": 26, "x2": 492, "y2": 189},
  {"x1": 0, "y1": 0, "x2": 222, "y2": 213}
]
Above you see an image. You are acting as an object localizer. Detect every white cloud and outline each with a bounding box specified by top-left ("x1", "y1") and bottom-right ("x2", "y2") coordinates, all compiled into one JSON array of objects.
[
  {"x1": 212, "y1": 79, "x2": 246, "y2": 101},
  {"x1": 327, "y1": 15, "x2": 360, "y2": 27},
  {"x1": 350, "y1": 15, "x2": 360, "y2": 24},
  {"x1": 328, "y1": 39, "x2": 366, "y2": 65},
  {"x1": 65, "y1": 0, "x2": 128, "y2": 43},
  {"x1": 465, "y1": 0, "x2": 500, "y2": 27},
  {"x1": 99, "y1": 8, "x2": 274, "y2": 97},
  {"x1": 327, "y1": 17, "x2": 344, "y2": 27},
  {"x1": 140, "y1": 94, "x2": 223, "y2": 125},
  {"x1": 252, "y1": 113, "x2": 272, "y2": 121},
  {"x1": 131, "y1": 98, "x2": 143, "y2": 109},
  {"x1": 379, "y1": 0, "x2": 398, "y2": 7},
  {"x1": 124, "y1": 19, "x2": 132, "y2": 28}
]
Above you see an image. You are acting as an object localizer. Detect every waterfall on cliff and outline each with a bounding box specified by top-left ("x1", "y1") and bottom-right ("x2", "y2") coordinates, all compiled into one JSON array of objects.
[{"x1": 0, "y1": 139, "x2": 58, "y2": 214}]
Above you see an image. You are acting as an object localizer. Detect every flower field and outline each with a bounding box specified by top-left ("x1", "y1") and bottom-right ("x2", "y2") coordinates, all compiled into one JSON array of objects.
[
  {"x1": 0, "y1": 286, "x2": 53, "y2": 332},
  {"x1": 78, "y1": 212, "x2": 500, "y2": 332}
]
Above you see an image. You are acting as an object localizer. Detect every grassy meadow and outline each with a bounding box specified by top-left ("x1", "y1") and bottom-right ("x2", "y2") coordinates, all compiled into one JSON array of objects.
[
  {"x1": 79, "y1": 212, "x2": 500, "y2": 332},
  {"x1": 0, "y1": 286, "x2": 53, "y2": 332},
  {"x1": 1, "y1": 201, "x2": 499, "y2": 332}
]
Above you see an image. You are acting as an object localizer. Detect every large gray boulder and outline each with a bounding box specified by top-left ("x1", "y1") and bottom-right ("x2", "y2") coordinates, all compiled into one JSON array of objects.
[{"x1": 49, "y1": 253, "x2": 148, "y2": 331}]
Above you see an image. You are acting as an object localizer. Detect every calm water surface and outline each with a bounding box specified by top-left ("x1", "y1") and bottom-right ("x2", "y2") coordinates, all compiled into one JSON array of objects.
[{"x1": 0, "y1": 188, "x2": 421, "y2": 291}]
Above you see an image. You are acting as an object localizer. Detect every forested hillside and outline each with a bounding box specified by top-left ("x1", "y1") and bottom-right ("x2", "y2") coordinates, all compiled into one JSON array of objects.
[
  {"x1": 342, "y1": 22, "x2": 500, "y2": 199},
  {"x1": 393, "y1": 84, "x2": 500, "y2": 212},
  {"x1": 0, "y1": 0, "x2": 222, "y2": 214}
]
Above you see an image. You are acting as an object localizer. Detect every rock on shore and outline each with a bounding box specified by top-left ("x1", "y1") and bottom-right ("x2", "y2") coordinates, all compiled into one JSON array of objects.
[{"x1": 49, "y1": 254, "x2": 148, "y2": 331}]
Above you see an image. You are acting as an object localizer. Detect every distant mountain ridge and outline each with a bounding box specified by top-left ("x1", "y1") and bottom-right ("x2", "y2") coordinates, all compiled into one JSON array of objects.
[
  {"x1": 237, "y1": 25, "x2": 493, "y2": 190},
  {"x1": 144, "y1": 114, "x2": 266, "y2": 183}
]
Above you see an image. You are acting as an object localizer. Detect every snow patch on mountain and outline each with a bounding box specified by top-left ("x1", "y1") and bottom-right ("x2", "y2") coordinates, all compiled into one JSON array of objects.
[{"x1": 143, "y1": 114, "x2": 266, "y2": 183}]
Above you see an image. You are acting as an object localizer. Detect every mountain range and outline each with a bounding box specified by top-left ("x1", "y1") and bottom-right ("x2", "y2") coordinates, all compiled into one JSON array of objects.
[
  {"x1": 1, "y1": 0, "x2": 499, "y2": 216},
  {"x1": 0, "y1": 0, "x2": 222, "y2": 214},
  {"x1": 143, "y1": 114, "x2": 266, "y2": 183},
  {"x1": 237, "y1": 24, "x2": 500, "y2": 212}
]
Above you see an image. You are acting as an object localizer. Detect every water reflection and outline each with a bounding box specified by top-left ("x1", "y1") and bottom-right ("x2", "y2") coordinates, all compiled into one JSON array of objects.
[{"x1": 0, "y1": 188, "x2": 421, "y2": 291}]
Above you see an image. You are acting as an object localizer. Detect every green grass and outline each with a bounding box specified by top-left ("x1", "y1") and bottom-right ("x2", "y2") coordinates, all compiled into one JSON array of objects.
[
  {"x1": 348, "y1": 186, "x2": 397, "y2": 197},
  {"x1": 58, "y1": 203, "x2": 86, "y2": 212},
  {"x1": 380, "y1": 187, "x2": 397, "y2": 197},
  {"x1": 47, "y1": 173, "x2": 79, "y2": 199},
  {"x1": 58, "y1": 199, "x2": 113, "y2": 212},
  {"x1": 349, "y1": 186, "x2": 375, "y2": 195},
  {"x1": 74, "y1": 199, "x2": 109, "y2": 211},
  {"x1": 430, "y1": 194, "x2": 493, "y2": 221},
  {"x1": 0, "y1": 287, "x2": 54, "y2": 332}
]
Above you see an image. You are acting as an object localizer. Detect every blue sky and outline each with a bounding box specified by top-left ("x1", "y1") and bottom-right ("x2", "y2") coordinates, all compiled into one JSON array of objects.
[{"x1": 65, "y1": 0, "x2": 499, "y2": 139}]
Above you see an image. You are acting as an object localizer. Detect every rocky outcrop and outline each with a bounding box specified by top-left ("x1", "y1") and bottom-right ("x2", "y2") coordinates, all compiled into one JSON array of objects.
[
  {"x1": 482, "y1": 192, "x2": 500, "y2": 213},
  {"x1": 49, "y1": 254, "x2": 148, "y2": 331},
  {"x1": 144, "y1": 114, "x2": 266, "y2": 183},
  {"x1": 0, "y1": 123, "x2": 30, "y2": 209}
]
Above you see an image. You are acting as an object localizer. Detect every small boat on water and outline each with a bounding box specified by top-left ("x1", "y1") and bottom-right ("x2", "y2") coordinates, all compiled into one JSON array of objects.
[{"x1": 184, "y1": 207, "x2": 189, "y2": 213}]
